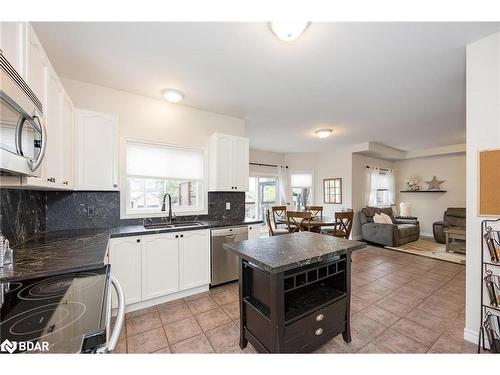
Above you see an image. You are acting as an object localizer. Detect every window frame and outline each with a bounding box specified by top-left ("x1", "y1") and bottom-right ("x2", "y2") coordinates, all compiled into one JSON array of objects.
[
  {"x1": 121, "y1": 139, "x2": 208, "y2": 219},
  {"x1": 323, "y1": 178, "x2": 342, "y2": 204}
]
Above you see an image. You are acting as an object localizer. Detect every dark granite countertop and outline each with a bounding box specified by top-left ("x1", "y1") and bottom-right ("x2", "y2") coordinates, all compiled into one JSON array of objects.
[
  {"x1": 0, "y1": 218, "x2": 263, "y2": 282},
  {"x1": 110, "y1": 218, "x2": 263, "y2": 238},
  {"x1": 0, "y1": 229, "x2": 111, "y2": 282},
  {"x1": 223, "y1": 232, "x2": 366, "y2": 274}
]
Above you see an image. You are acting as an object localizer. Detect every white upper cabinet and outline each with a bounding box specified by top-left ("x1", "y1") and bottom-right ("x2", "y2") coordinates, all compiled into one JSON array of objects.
[
  {"x1": 44, "y1": 67, "x2": 63, "y2": 185},
  {"x1": 75, "y1": 109, "x2": 119, "y2": 191},
  {"x1": 209, "y1": 133, "x2": 249, "y2": 192},
  {"x1": 60, "y1": 92, "x2": 74, "y2": 188},
  {"x1": 25, "y1": 24, "x2": 48, "y2": 112},
  {"x1": 180, "y1": 230, "x2": 210, "y2": 290},
  {"x1": 0, "y1": 22, "x2": 25, "y2": 76}
]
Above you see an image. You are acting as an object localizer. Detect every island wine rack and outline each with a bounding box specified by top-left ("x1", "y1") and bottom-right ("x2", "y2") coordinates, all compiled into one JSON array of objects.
[{"x1": 479, "y1": 218, "x2": 500, "y2": 353}]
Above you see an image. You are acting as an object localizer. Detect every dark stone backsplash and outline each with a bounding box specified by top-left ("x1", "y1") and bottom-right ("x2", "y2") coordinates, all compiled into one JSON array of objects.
[
  {"x1": 0, "y1": 189, "x2": 46, "y2": 246},
  {"x1": 46, "y1": 191, "x2": 121, "y2": 232},
  {"x1": 0, "y1": 189, "x2": 246, "y2": 244}
]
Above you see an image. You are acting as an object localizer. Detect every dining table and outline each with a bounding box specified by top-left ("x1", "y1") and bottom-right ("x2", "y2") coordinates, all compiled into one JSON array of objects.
[{"x1": 275, "y1": 215, "x2": 338, "y2": 232}]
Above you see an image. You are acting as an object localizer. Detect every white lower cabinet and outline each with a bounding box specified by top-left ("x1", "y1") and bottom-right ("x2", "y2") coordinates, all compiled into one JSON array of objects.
[
  {"x1": 108, "y1": 229, "x2": 210, "y2": 308},
  {"x1": 180, "y1": 230, "x2": 210, "y2": 290},
  {"x1": 108, "y1": 237, "x2": 142, "y2": 308},
  {"x1": 141, "y1": 233, "x2": 179, "y2": 300},
  {"x1": 248, "y1": 224, "x2": 262, "y2": 240}
]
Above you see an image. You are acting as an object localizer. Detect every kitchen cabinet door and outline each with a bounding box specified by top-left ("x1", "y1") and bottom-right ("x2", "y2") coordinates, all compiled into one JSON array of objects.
[
  {"x1": 75, "y1": 109, "x2": 119, "y2": 191},
  {"x1": 209, "y1": 133, "x2": 233, "y2": 191},
  {"x1": 108, "y1": 237, "x2": 142, "y2": 308},
  {"x1": 141, "y1": 233, "x2": 180, "y2": 300},
  {"x1": 0, "y1": 22, "x2": 25, "y2": 76},
  {"x1": 44, "y1": 67, "x2": 63, "y2": 185},
  {"x1": 60, "y1": 92, "x2": 74, "y2": 188},
  {"x1": 248, "y1": 224, "x2": 262, "y2": 240},
  {"x1": 231, "y1": 137, "x2": 249, "y2": 191},
  {"x1": 180, "y1": 230, "x2": 210, "y2": 290},
  {"x1": 25, "y1": 24, "x2": 48, "y2": 111}
]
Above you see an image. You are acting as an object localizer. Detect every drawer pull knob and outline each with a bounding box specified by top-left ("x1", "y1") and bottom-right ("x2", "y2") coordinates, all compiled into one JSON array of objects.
[
  {"x1": 316, "y1": 314, "x2": 324, "y2": 322},
  {"x1": 315, "y1": 328, "x2": 323, "y2": 336}
]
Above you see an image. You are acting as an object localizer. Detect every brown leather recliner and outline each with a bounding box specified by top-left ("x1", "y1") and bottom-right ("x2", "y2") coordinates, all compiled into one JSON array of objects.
[{"x1": 433, "y1": 208, "x2": 466, "y2": 244}]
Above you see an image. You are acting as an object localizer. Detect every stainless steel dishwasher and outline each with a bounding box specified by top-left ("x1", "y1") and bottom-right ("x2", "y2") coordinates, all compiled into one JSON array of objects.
[{"x1": 211, "y1": 226, "x2": 248, "y2": 286}]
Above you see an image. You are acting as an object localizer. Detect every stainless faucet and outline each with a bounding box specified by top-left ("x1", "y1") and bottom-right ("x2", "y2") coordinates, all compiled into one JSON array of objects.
[{"x1": 161, "y1": 193, "x2": 173, "y2": 223}]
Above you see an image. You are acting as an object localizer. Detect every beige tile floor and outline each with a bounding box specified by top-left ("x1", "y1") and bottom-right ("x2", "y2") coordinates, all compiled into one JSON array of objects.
[{"x1": 113, "y1": 246, "x2": 477, "y2": 354}]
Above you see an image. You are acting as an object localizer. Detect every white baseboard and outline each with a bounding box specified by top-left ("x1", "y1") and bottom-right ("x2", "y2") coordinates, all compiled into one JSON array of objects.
[
  {"x1": 113, "y1": 284, "x2": 209, "y2": 316},
  {"x1": 351, "y1": 234, "x2": 362, "y2": 241},
  {"x1": 420, "y1": 231, "x2": 433, "y2": 238},
  {"x1": 464, "y1": 327, "x2": 479, "y2": 345}
]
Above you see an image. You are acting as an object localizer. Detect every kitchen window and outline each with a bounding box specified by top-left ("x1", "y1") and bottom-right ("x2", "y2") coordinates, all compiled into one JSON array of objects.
[
  {"x1": 290, "y1": 172, "x2": 313, "y2": 211},
  {"x1": 125, "y1": 141, "x2": 206, "y2": 216}
]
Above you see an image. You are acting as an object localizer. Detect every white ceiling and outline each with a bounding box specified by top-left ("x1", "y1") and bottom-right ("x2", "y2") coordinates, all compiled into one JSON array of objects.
[{"x1": 33, "y1": 22, "x2": 500, "y2": 153}]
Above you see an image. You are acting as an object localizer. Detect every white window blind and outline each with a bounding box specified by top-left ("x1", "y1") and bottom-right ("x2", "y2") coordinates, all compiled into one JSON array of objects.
[
  {"x1": 291, "y1": 173, "x2": 313, "y2": 188},
  {"x1": 127, "y1": 142, "x2": 204, "y2": 180}
]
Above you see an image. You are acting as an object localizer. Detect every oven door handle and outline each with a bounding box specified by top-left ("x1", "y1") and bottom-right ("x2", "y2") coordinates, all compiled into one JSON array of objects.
[{"x1": 99, "y1": 275, "x2": 125, "y2": 353}]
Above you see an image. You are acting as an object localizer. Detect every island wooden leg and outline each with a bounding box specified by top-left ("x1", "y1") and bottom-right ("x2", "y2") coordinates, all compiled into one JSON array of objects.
[{"x1": 238, "y1": 259, "x2": 248, "y2": 349}]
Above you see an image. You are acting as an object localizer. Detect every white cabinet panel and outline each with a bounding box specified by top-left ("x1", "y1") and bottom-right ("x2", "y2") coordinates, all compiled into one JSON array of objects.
[
  {"x1": 141, "y1": 233, "x2": 180, "y2": 300},
  {"x1": 109, "y1": 237, "x2": 142, "y2": 308},
  {"x1": 75, "y1": 109, "x2": 118, "y2": 191},
  {"x1": 248, "y1": 224, "x2": 262, "y2": 240},
  {"x1": 0, "y1": 22, "x2": 25, "y2": 76},
  {"x1": 44, "y1": 68, "x2": 62, "y2": 185},
  {"x1": 231, "y1": 137, "x2": 249, "y2": 191},
  {"x1": 180, "y1": 230, "x2": 210, "y2": 290},
  {"x1": 25, "y1": 24, "x2": 48, "y2": 110},
  {"x1": 60, "y1": 93, "x2": 74, "y2": 188},
  {"x1": 209, "y1": 133, "x2": 250, "y2": 192}
]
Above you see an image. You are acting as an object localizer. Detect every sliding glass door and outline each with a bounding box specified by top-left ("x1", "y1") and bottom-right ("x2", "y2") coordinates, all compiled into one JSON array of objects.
[{"x1": 245, "y1": 176, "x2": 278, "y2": 220}]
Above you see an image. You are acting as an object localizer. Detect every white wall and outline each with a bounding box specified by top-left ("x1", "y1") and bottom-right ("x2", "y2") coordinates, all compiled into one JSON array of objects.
[
  {"x1": 61, "y1": 78, "x2": 245, "y2": 217},
  {"x1": 465, "y1": 32, "x2": 500, "y2": 344},
  {"x1": 351, "y1": 154, "x2": 395, "y2": 239},
  {"x1": 394, "y1": 153, "x2": 466, "y2": 236},
  {"x1": 285, "y1": 147, "x2": 354, "y2": 218},
  {"x1": 249, "y1": 149, "x2": 285, "y2": 176}
]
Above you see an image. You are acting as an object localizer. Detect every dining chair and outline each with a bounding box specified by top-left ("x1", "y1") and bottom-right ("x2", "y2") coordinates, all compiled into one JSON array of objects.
[
  {"x1": 321, "y1": 211, "x2": 354, "y2": 239},
  {"x1": 271, "y1": 205, "x2": 287, "y2": 229},
  {"x1": 266, "y1": 209, "x2": 289, "y2": 236},
  {"x1": 305, "y1": 205, "x2": 323, "y2": 219},
  {"x1": 286, "y1": 211, "x2": 312, "y2": 233}
]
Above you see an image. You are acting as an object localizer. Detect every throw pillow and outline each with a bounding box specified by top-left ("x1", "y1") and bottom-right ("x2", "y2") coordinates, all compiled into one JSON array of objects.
[
  {"x1": 380, "y1": 212, "x2": 393, "y2": 224},
  {"x1": 373, "y1": 213, "x2": 386, "y2": 224}
]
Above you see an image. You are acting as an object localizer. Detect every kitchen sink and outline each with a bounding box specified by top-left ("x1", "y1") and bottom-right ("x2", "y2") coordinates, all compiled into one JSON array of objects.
[{"x1": 143, "y1": 221, "x2": 204, "y2": 230}]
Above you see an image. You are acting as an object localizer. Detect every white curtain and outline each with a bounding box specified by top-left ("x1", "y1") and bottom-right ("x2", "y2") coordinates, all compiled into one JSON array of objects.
[
  {"x1": 277, "y1": 165, "x2": 289, "y2": 206},
  {"x1": 366, "y1": 167, "x2": 378, "y2": 206}
]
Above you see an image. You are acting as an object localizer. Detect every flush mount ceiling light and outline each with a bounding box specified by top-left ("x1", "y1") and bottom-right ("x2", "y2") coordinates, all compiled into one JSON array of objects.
[
  {"x1": 161, "y1": 88, "x2": 184, "y2": 103},
  {"x1": 269, "y1": 22, "x2": 310, "y2": 42},
  {"x1": 315, "y1": 128, "x2": 333, "y2": 139}
]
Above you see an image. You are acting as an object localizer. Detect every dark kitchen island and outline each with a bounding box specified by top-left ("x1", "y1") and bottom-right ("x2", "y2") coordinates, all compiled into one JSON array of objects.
[{"x1": 224, "y1": 231, "x2": 366, "y2": 353}]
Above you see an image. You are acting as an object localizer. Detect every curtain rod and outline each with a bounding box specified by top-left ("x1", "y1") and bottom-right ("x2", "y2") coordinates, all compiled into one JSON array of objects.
[
  {"x1": 366, "y1": 165, "x2": 393, "y2": 172},
  {"x1": 250, "y1": 162, "x2": 288, "y2": 169}
]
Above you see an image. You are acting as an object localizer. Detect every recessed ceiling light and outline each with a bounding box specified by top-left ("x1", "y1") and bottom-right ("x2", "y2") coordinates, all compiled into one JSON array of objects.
[
  {"x1": 315, "y1": 128, "x2": 333, "y2": 139},
  {"x1": 269, "y1": 22, "x2": 310, "y2": 42},
  {"x1": 161, "y1": 88, "x2": 184, "y2": 103}
]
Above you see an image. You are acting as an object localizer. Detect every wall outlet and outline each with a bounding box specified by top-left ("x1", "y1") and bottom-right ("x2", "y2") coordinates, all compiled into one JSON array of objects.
[
  {"x1": 225, "y1": 202, "x2": 231, "y2": 210},
  {"x1": 87, "y1": 205, "x2": 95, "y2": 218}
]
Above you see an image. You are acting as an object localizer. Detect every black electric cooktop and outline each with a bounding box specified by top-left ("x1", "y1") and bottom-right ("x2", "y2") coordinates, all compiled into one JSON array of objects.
[{"x1": 0, "y1": 266, "x2": 110, "y2": 353}]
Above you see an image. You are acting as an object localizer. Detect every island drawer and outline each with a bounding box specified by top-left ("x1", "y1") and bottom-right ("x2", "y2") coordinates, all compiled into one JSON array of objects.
[{"x1": 284, "y1": 297, "x2": 347, "y2": 351}]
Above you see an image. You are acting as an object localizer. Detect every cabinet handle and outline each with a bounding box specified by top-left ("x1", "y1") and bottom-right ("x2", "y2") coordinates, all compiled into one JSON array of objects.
[
  {"x1": 175, "y1": 235, "x2": 179, "y2": 238},
  {"x1": 63, "y1": 181, "x2": 68, "y2": 185},
  {"x1": 113, "y1": 184, "x2": 118, "y2": 188},
  {"x1": 180, "y1": 234, "x2": 184, "y2": 238},
  {"x1": 136, "y1": 239, "x2": 140, "y2": 243},
  {"x1": 315, "y1": 328, "x2": 323, "y2": 336},
  {"x1": 47, "y1": 177, "x2": 55, "y2": 183},
  {"x1": 316, "y1": 314, "x2": 324, "y2": 322}
]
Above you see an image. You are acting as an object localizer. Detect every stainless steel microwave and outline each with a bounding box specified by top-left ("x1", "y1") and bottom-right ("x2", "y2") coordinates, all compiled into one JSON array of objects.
[{"x1": 0, "y1": 52, "x2": 46, "y2": 177}]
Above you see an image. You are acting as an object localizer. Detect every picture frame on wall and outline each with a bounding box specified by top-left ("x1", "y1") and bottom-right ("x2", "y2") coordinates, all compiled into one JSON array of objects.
[{"x1": 479, "y1": 149, "x2": 500, "y2": 217}]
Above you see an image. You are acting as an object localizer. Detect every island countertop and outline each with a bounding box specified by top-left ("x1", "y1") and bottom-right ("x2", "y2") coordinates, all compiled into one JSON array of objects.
[{"x1": 223, "y1": 231, "x2": 366, "y2": 274}]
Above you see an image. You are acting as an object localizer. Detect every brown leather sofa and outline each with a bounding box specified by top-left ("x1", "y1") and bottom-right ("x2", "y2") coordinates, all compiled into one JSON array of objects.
[
  {"x1": 433, "y1": 208, "x2": 466, "y2": 244},
  {"x1": 359, "y1": 207, "x2": 420, "y2": 247}
]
